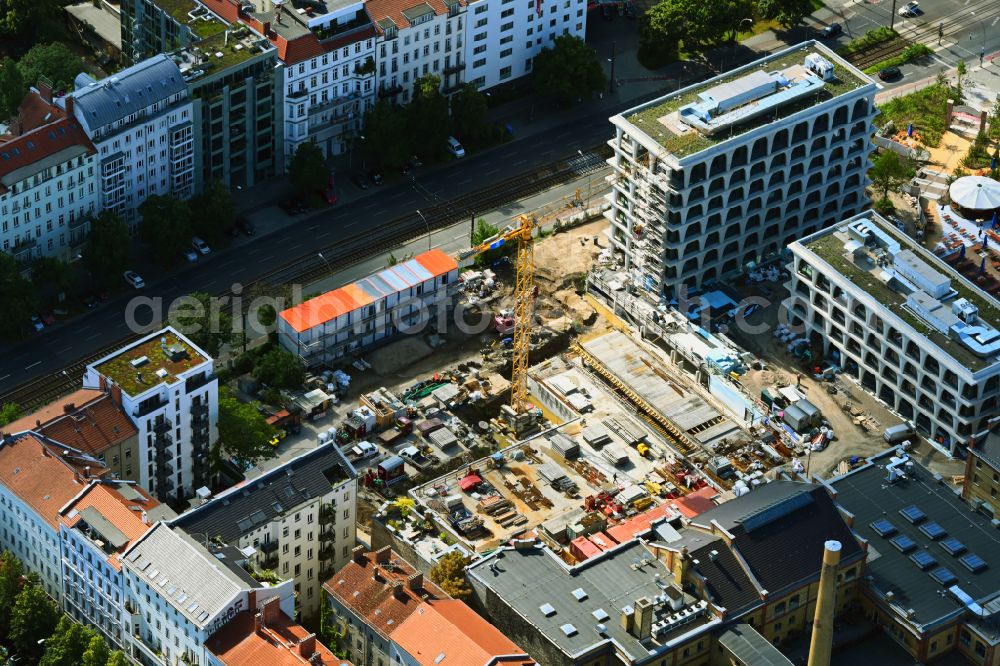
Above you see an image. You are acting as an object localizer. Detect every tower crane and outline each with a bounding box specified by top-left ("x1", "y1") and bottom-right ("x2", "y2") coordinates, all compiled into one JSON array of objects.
[{"x1": 458, "y1": 214, "x2": 538, "y2": 427}]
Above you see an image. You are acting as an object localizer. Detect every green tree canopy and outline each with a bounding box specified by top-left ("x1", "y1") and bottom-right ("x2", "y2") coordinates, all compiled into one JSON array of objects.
[
  {"x1": 82, "y1": 211, "x2": 131, "y2": 290},
  {"x1": 253, "y1": 347, "x2": 304, "y2": 389},
  {"x1": 0, "y1": 0, "x2": 61, "y2": 55},
  {"x1": 449, "y1": 84, "x2": 490, "y2": 144},
  {"x1": 139, "y1": 194, "x2": 193, "y2": 266},
  {"x1": 869, "y1": 150, "x2": 914, "y2": 200},
  {"x1": 0, "y1": 403, "x2": 19, "y2": 427},
  {"x1": 754, "y1": 0, "x2": 816, "y2": 28},
  {"x1": 289, "y1": 142, "x2": 327, "y2": 197},
  {"x1": 168, "y1": 291, "x2": 233, "y2": 357},
  {"x1": 216, "y1": 386, "x2": 278, "y2": 469},
  {"x1": 0, "y1": 58, "x2": 25, "y2": 118},
  {"x1": 0, "y1": 252, "x2": 36, "y2": 340},
  {"x1": 106, "y1": 651, "x2": 129, "y2": 666},
  {"x1": 31, "y1": 256, "x2": 77, "y2": 306},
  {"x1": 364, "y1": 99, "x2": 410, "y2": 167},
  {"x1": 408, "y1": 75, "x2": 449, "y2": 159},
  {"x1": 80, "y1": 633, "x2": 110, "y2": 666},
  {"x1": 40, "y1": 616, "x2": 95, "y2": 666},
  {"x1": 190, "y1": 180, "x2": 236, "y2": 247},
  {"x1": 533, "y1": 35, "x2": 606, "y2": 107},
  {"x1": 9, "y1": 584, "x2": 60, "y2": 662},
  {"x1": 429, "y1": 551, "x2": 472, "y2": 600},
  {"x1": 0, "y1": 550, "x2": 25, "y2": 636},
  {"x1": 17, "y1": 43, "x2": 86, "y2": 91}
]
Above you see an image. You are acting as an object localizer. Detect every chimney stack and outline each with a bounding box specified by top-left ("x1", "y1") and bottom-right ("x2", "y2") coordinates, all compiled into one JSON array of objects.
[
  {"x1": 352, "y1": 545, "x2": 366, "y2": 565},
  {"x1": 807, "y1": 540, "x2": 842, "y2": 666},
  {"x1": 38, "y1": 80, "x2": 53, "y2": 103},
  {"x1": 253, "y1": 611, "x2": 263, "y2": 634},
  {"x1": 632, "y1": 597, "x2": 654, "y2": 639},
  {"x1": 298, "y1": 634, "x2": 317, "y2": 657},
  {"x1": 407, "y1": 572, "x2": 423, "y2": 591},
  {"x1": 262, "y1": 596, "x2": 281, "y2": 625},
  {"x1": 391, "y1": 582, "x2": 406, "y2": 600},
  {"x1": 375, "y1": 546, "x2": 391, "y2": 564},
  {"x1": 65, "y1": 95, "x2": 74, "y2": 118}
]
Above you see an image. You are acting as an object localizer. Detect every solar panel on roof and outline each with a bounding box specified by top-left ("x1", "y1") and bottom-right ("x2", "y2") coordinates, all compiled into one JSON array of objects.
[
  {"x1": 910, "y1": 550, "x2": 937, "y2": 570},
  {"x1": 899, "y1": 505, "x2": 926, "y2": 524},
  {"x1": 930, "y1": 568, "x2": 957, "y2": 585},
  {"x1": 890, "y1": 535, "x2": 917, "y2": 553},
  {"x1": 919, "y1": 522, "x2": 946, "y2": 540},
  {"x1": 960, "y1": 553, "x2": 988, "y2": 573},
  {"x1": 940, "y1": 537, "x2": 966, "y2": 556},
  {"x1": 870, "y1": 519, "x2": 896, "y2": 536}
]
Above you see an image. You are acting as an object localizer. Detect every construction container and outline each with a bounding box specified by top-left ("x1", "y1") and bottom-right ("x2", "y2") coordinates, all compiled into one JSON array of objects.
[
  {"x1": 782, "y1": 403, "x2": 810, "y2": 433},
  {"x1": 798, "y1": 399, "x2": 821, "y2": 427}
]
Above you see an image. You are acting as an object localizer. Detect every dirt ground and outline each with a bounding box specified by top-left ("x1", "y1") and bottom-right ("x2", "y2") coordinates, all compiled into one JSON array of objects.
[{"x1": 728, "y1": 284, "x2": 964, "y2": 479}]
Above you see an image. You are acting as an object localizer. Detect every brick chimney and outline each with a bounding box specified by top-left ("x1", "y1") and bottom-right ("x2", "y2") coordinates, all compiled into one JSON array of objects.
[
  {"x1": 110, "y1": 383, "x2": 122, "y2": 407},
  {"x1": 63, "y1": 403, "x2": 76, "y2": 414},
  {"x1": 262, "y1": 596, "x2": 281, "y2": 625},
  {"x1": 65, "y1": 95, "x2": 74, "y2": 119},
  {"x1": 253, "y1": 611, "x2": 263, "y2": 634},
  {"x1": 352, "y1": 545, "x2": 366, "y2": 565},
  {"x1": 298, "y1": 634, "x2": 317, "y2": 658},
  {"x1": 391, "y1": 582, "x2": 406, "y2": 600},
  {"x1": 407, "y1": 572, "x2": 423, "y2": 591},
  {"x1": 374, "y1": 546, "x2": 391, "y2": 564},
  {"x1": 248, "y1": 589, "x2": 257, "y2": 610},
  {"x1": 38, "y1": 80, "x2": 52, "y2": 103}
]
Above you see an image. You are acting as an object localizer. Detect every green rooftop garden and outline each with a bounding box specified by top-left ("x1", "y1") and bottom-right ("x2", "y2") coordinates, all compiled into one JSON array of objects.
[
  {"x1": 153, "y1": 0, "x2": 200, "y2": 22},
  {"x1": 807, "y1": 231, "x2": 998, "y2": 371},
  {"x1": 194, "y1": 30, "x2": 263, "y2": 71},
  {"x1": 95, "y1": 334, "x2": 205, "y2": 396},
  {"x1": 625, "y1": 45, "x2": 869, "y2": 158}
]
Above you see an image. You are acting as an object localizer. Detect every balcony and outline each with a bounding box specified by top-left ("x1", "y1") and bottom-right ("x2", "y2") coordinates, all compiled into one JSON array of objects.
[
  {"x1": 134, "y1": 396, "x2": 168, "y2": 418},
  {"x1": 153, "y1": 417, "x2": 172, "y2": 434},
  {"x1": 319, "y1": 528, "x2": 336, "y2": 542},
  {"x1": 378, "y1": 84, "x2": 404, "y2": 98},
  {"x1": 260, "y1": 539, "x2": 279, "y2": 554},
  {"x1": 443, "y1": 61, "x2": 464, "y2": 75},
  {"x1": 185, "y1": 372, "x2": 215, "y2": 393}
]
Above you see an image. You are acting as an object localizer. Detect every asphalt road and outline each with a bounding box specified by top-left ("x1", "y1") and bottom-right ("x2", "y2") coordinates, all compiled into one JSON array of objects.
[{"x1": 0, "y1": 99, "x2": 636, "y2": 391}]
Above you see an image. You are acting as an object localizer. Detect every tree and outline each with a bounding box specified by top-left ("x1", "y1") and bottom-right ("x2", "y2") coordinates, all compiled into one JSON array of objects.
[
  {"x1": 364, "y1": 99, "x2": 410, "y2": 167},
  {"x1": 253, "y1": 347, "x2": 304, "y2": 389},
  {"x1": 106, "y1": 651, "x2": 129, "y2": 666},
  {"x1": 82, "y1": 211, "x2": 130, "y2": 289},
  {"x1": 139, "y1": 194, "x2": 193, "y2": 266},
  {"x1": 216, "y1": 386, "x2": 278, "y2": 469},
  {"x1": 9, "y1": 584, "x2": 60, "y2": 662},
  {"x1": 0, "y1": 58, "x2": 25, "y2": 118},
  {"x1": 80, "y1": 634, "x2": 110, "y2": 666},
  {"x1": 0, "y1": 0, "x2": 61, "y2": 55},
  {"x1": 449, "y1": 84, "x2": 490, "y2": 144},
  {"x1": 429, "y1": 551, "x2": 472, "y2": 600},
  {"x1": 754, "y1": 0, "x2": 815, "y2": 29},
  {"x1": 869, "y1": 150, "x2": 914, "y2": 200},
  {"x1": 40, "y1": 616, "x2": 95, "y2": 666},
  {"x1": 169, "y1": 291, "x2": 233, "y2": 357},
  {"x1": 470, "y1": 218, "x2": 506, "y2": 267},
  {"x1": 289, "y1": 142, "x2": 327, "y2": 198},
  {"x1": 638, "y1": 8, "x2": 679, "y2": 69},
  {"x1": 956, "y1": 59, "x2": 967, "y2": 96},
  {"x1": 256, "y1": 303, "x2": 277, "y2": 328},
  {"x1": 0, "y1": 403, "x2": 19, "y2": 427},
  {"x1": 392, "y1": 497, "x2": 415, "y2": 518},
  {"x1": 0, "y1": 252, "x2": 36, "y2": 340},
  {"x1": 408, "y1": 74, "x2": 450, "y2": 159},
  {"x1": 0, "y1": 550, "x2": 25, "y2": 636},
  {"x1": 189, "y1": 180, "x2": 236, "y2": 247},
  {"x1": 533, "y1": 35, "x2": 606, "y2": 107},
  {"x1": 16, "y1": 43, "x2": 86, "y2": 91},
  {"x1": 31, "y1": 256, "x2": 76, "y2": 306}
]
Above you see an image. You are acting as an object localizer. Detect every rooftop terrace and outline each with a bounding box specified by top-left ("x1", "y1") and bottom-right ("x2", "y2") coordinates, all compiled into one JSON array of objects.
[
  {"x1": 622, "y1": 42, "x2": 871, "y2": 158},
  {"x1": 154, "y1": 0, "x2": 228, "y2": 39},
  {"x1": 94, "y1": 331, "x2": 209, "y2": 396},
  {"x1": 803, "y1": 215, "x2": 1000, "y2": 372}
]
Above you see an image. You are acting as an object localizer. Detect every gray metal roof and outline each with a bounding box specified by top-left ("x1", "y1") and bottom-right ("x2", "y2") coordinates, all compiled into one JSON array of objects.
[
  {"x1": 829, "y1": 450, "x2": 1000, "y2": 631},
  {"x1": 172, "y1": 443, "x2": 355, "y2": 543},
  {"x1": 716, "y1": 624, "x2": 794, "y2": 665},
  {"x1": 79, "y1": 505, "x2": 129, "y2": 549},
  {"x1": 123, "y1": 523, "x2": 246, "y2": 628},
  {"x1": 70, "y1": 54, "x2": 187, "y2": 131}
]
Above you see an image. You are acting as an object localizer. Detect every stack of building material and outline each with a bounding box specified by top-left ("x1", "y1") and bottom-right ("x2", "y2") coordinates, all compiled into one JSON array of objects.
[
  {"x1": 538, "y1": 463, "x2": 578, "y2": 493},
  {"x1": 582, "y1": 424, "x2": 612, "y2": 448},
  {"x1": 428, "y1": 427, "x2": 459, "y2": 449},
  {"x1": 549, "y1": 433, "x2": 580, "y2": 459}
]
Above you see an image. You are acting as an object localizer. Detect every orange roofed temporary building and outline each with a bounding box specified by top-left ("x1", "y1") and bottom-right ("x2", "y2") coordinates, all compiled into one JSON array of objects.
[{"x1": 277, "y1": 249, "x2": 459, "y2": 368}]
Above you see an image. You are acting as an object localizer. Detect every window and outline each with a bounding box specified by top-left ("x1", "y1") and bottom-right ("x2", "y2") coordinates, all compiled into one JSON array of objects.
[
  {"x1": 474, "y1": 31, "x2": 487, "y2": 41},
  {"x1": 500, "y1": 21, "x2": 513, "y2": 31},
  {"x1": 475, "y1": 18, "x2": 487, "y2": 27},
  {"x1": 500, "y1": 34, "x2": 512, "y2": 44},
  {"x1": 473, "y1": 58, "x2": 486, "y2": 68},
  {"x1": 499, "y1": 47, "x2": 512, "y2": 57},
  {"x1": 499, "y1": 66, "x2": 512, "y2": 79},
  {"x1": 474, "y1": 2, "x2": 488, "y2": 12},
  {"x1": 500, "y1": 7, "x2": 513, "y2": 16},
  {"x1": 473, "y1": 44, "x2": 487, "y2": 54}
]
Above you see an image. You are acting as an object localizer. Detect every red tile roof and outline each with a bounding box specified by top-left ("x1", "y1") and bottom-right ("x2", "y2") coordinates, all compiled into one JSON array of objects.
[
  {"x1": 205, "y1": 603, "x2": 344, "y2": 666},
  {"x1": 60, "y1": 482, "x2": 159, "y2": 570},
  {"x1": 37, "y1": 393, "x2": 137, "y2": 458},
  {"x1": 323, "y1": 548, "x2": 447, "y2": 639},
  {"x1": 0, "y1": 434, "x2": 107, "y2": 530},
  {"x1": 605, "y1": 503, "x2": 676, "y2": 544},
  {"x1": 1, "y1": 91, "x2": 66, "y2": 138},
  {"x1": 2, "y1": 389, "x2": 103, "y2": 435},
  {"x1": 364, "y1": 0, "x2": 453, "y2": 33},
  {"x1": 0, "y1": 116, "x2": 95, "y2": 194},
  {"x1": 391, "y1": 599, "x2": 534, "y2": 666}
]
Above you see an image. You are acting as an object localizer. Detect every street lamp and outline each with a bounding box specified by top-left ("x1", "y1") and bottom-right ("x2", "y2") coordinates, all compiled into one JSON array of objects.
[
  {"x1": 739, "y1": 17, "x2": 753, "y2": 36},
  {"x1": 608, "y1": 41, "x2": 616, "y2": 93},
  {"x1": 578, "y1": 149, "x2": 592, "y2": 208},
  {"x1": 350, "y1": 134, "x2": 366, "y2": 172},
  {"x1": 416, "y1": 209, "x2": 431, "y2": 251},
  {"x1": 317, "y1": 252, "x2": 332, "y2": 271},
  {"x1": 970, "y1": 12, "x2": 987, "y2": 65}
]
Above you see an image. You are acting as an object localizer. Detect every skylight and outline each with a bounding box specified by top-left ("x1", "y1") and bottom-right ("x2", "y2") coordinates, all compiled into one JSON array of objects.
[
  {"x1": 560, "y1": 623, "x2": 578, "y2": 637},
  {"x1": 919, "y1": 522, "x2": 946, "y2": 540},
  {"x1": 540, "y1": 603, "x2": 556, "y2": 617},
  {"x1": 572, "y1": 588, "x2": 588, "y2": 601},
  {"x1": 960, "y1": 553, "x2": 988, "y2": 573},
  {"x1": 940, "y1": 537, "x2": 966, "y2": 556},
  {"x1": 909, "y1": 550, "x2": 937, "y2": 570},
  {"x1": 930, "y1": 568, "x2": 957, "y2": 585},
  {"x1": 890, "y1": 535, "x2": 917, "y2": 553},
  {"x1": 898, "y1": 505, "x2": 926, "y2": 524},
  {"x1": 870, "y1": 519, "x2": 896, "y2": 537},
  {"x1": 592, "y1": 609, "x2": 610, "y2": 622}
]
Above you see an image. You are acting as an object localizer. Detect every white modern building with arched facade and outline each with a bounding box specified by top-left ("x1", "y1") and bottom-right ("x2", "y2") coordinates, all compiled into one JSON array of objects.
[
  {"x1": 785, "y1": 212, "x2": 1000, "y2": 456},
  {"x1": 604, "y1": 42, "x2": 878, "y2": 298}
]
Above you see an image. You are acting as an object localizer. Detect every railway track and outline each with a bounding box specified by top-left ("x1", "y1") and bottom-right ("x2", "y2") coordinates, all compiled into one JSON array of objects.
[
  {"x1": 0, "y1": 144, "x2": 613, "y2": 413},
  {"x1": 844, "y1": 37, "x2": 912, "y2": 70}
]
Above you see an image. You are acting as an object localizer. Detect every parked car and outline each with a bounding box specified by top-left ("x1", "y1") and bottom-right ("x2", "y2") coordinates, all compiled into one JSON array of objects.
[
  {"x1": 819, "y1": 23, "x2": 842, "y2": 38},
  {"x1": 898, "y1": 1, "x2": 918, "y2": 16},
  {"x1": 29, "y1": 316, "x2": 44, "y2": 332},
  {"x1": 191, "y1": 236, "x2": 211, "y2": 255},
  {"x1": 40, "y1": 312, "x2": 55, "y2": 326},
  {"x1": 446, "y1": 136, "x2": 466, "y2": 158},
  {"x1": 368, "y1": 169, "x2": 383, "y2": 185},
  {"x1": 236, "y1": 216, "x2": 255, "y2": 236},
  {"x1": 183, "y1": 248, "x2": 199, "y2": 262},
  {"x1": 878, "y1": 65, "x2": 901, "y2": 81},
  {"x1": 268, "y1": 430, "x2": 287, "y2": 447},
  {"x1": 352, "y1": 173, "x2": 369, "y2": 189},
  {"x1": 123, "y1": 270, "x2": 145, "y2": 289}
]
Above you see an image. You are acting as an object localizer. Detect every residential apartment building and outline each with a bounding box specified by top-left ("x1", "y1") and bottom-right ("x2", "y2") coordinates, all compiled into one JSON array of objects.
[
  {"x1": 83, "y1": 327, "x2": 219, "y2": 501},
  {"x1": 324, "y1": 546, "x2": 448, "y2": 666},
  {"x1": 467, "y1": 481, "x2": 862, "y2": 665},
  {"x1": 277, "y1": 249, "x2": 459, "y2": 367},
  {"x1": 785, "y1": 212, "x2": 1000, "y2": 455},
  {"x1": 0, "y1": 433, "x2": 109, "y2": 601},
  {"x1": 59, "y1": 54, "x2": 195, "y2": 230},
  {"x1": 367, "y1": 0, "x2": 466, "y2": 101},
  {"x1": 59, "y1": 480, "x2": 174, "y2": 653},
  {"x1": 4, "y1": 387, "x2": 141, "y2": 484},
  {"x1": 963, "y1": 430, "x2": 1000, "y2": 517},
  {"x1": 121, "y1": 0, "x2": 281, "y2": 190},
  {"x1": 0, "y1": 86, "x2": 98, "y2": 262},
  {"x1": 203, "y1": 595, "x2": 339, "y2": 665},
  {"x1": 172, "y1": 443, "x2": 358, "y2": 622},
  {"x1": 828, "y1": 447, "x2": 1000, "y2": 665},
  {"x1": 121, "y1": 522, "x2": 296, "y2": 665},
  {"x1": 605, "y1": 42, "x2": 877, "y2": 297},
  {"x1": 463, "y1": 0, "x2": 585, "y2": 91}
]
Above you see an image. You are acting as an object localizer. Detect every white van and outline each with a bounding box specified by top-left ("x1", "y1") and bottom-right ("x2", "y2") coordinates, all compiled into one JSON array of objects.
[
  {"x1": 446, "y1": 136, "x2": 465, "y2": 158},
  {"x1": 884, "y1": 423, "x2": 915, "y2": 445}
]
